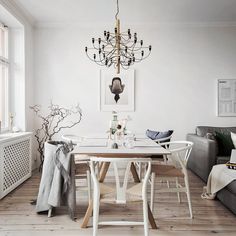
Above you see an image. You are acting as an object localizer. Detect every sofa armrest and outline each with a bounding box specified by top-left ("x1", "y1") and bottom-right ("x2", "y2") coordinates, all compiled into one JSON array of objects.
[{"x1": 186, "y1": 134, "x2": 218, "y2": 182}]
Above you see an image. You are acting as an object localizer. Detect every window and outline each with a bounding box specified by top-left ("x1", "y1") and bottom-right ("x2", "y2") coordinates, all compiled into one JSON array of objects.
[{"x1": 0, "y1": 23, "x2": 9, "y2": 130}]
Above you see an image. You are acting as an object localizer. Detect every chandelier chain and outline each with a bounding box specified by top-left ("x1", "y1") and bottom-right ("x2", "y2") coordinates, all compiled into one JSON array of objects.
[{"x1": 115, "y1": 0, "x2": 119, "y2": 20}]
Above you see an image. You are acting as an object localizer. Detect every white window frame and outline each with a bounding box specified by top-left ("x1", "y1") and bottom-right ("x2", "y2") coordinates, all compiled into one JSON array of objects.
[{"x1": 0, "y1": 23, "x2": 9, "y2": 131}]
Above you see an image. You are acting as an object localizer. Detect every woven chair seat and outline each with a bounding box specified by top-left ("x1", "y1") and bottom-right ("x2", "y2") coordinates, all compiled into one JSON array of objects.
[{"x1": 151, "y1": 164, "x2": 184, "y2": 178}]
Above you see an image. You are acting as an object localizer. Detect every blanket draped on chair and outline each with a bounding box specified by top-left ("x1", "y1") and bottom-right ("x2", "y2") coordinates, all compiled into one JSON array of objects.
[{"x1": 36, "y1": 141, "x2": 76, "y2": 220}]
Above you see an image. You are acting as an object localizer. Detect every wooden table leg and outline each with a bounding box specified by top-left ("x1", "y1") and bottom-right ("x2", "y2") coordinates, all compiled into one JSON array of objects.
[
  {"x1": 148, "y1": 204, "x2": 158, "y2": 229},
  {"x1": 130, "y1": 162, "x2": 141, "y2": 183},
  {"x1": 81, "y1": 199, "x2": 93, "y2": 228},
  {"x1": 99, "y1": 162, "x2": 110, "y2": 183},
  {"x1": 80, "y1": 162, "x2": 110, "y2": 228}
]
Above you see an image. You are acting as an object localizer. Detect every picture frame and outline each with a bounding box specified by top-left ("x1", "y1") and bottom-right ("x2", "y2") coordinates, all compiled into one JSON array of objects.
[
  {"x1": 217, "y1": 79, "x2": 236, "y2": 117},
  {"x1": 100, "y1": 69, "x2": 135, "y2": 111}
]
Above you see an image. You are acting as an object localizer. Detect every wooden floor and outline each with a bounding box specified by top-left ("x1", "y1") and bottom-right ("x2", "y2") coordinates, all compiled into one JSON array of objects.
[{"x1": 0, "y1": 171, "x2": 235, "y2": 236}]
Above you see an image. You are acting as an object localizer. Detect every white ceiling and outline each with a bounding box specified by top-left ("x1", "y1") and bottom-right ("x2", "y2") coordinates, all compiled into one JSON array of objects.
[{"x1": 12, "y1": 0, "x2": 236, "y2": 25}]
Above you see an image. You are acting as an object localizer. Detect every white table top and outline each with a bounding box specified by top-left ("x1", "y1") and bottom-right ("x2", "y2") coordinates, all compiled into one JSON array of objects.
[{"x1": 72, "y1": 137, "x2": 170, "y2": 156}]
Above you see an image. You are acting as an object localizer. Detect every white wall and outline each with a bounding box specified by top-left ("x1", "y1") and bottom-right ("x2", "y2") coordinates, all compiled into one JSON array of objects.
[{"x1": 33, "y1": 23, "x2": 236, "y2": 140}]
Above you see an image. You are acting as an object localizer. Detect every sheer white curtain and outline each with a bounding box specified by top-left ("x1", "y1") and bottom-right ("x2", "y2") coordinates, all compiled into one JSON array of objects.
[{"x1": 0, "y1": 23, "x2": 9, "y2": 130}]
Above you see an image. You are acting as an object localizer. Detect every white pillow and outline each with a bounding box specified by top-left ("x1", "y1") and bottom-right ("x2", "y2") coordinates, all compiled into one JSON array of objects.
[{"x1": 231, "y1": 132, "x2": 236, "y2": 148}]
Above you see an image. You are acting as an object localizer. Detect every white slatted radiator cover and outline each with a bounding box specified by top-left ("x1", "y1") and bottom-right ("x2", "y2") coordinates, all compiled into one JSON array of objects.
[{"x1": 0, "y1": 134, "x2": 32, "y2": 199}]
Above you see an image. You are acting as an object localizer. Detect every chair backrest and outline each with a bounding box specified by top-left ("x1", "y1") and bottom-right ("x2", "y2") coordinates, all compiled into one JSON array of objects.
[
  {"x1": 153, "y1": 135, "x2": 172, "y2": 144},
  {"x1": 160, "y1": 141, "x2": 193, "y2": 170},
  {"x1": 61, "y1": 134, "x2": 84, "y2": 145},
  {"x1": 90, "y1": 157, "x2": 151, "y2": 204}
]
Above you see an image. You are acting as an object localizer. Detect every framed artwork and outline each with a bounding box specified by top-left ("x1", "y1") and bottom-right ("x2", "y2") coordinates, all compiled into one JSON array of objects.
[
  {"x1": 217, "y1": 79, "x2": 236, "y2": 116},
  {"x1": 100, "y1": 69, "x2": 135, "y2": 111}
]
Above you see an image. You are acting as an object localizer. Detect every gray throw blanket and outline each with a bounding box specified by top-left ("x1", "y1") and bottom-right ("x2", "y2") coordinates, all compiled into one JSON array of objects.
[{"x1": 36, "y1": 141, "x2": 76, "y2": 220}]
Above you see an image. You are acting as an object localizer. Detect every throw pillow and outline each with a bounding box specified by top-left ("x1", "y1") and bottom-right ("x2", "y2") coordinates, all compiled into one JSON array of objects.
[
  {"x1": 231, "y1": 132, "x2": 236, "y2": 148},
  {"x1": 205, "y1": 132, "x2": 215, "y2": 140},
  {"x1": 215, "y1": 131, "x2": 234, "y2": 156},
  {"x1": 146, "y1": 129, "x2": 173, "y2": 142}
]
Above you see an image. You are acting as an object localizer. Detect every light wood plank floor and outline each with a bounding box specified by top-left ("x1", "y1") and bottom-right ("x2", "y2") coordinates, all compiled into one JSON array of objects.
[{"x1": 0, "y1": 171, "x2": 235, "y2": 236}]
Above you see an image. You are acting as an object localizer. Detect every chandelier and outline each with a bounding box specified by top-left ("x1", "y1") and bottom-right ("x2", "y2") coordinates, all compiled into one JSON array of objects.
[{"x1": 85, "y1": 0, "x2": 152, "y2": 74}]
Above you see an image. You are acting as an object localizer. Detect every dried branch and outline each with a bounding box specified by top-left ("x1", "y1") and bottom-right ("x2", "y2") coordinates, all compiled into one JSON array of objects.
[{"x1": 30, "y1": 103, "x2": 82, "y2": 171}]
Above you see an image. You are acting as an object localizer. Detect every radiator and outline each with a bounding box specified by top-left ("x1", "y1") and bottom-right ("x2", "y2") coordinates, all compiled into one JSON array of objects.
[{"x1": 0, "y1": 134, "x2": 32, "y2": 199}]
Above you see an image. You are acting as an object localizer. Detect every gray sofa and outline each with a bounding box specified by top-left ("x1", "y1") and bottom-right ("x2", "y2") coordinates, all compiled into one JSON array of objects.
[{"x1": 187, "y1": 126, "x2": 236, "y2": 215}]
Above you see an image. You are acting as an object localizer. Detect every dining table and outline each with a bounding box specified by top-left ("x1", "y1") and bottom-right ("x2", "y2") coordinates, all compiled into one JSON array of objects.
[{"x1": 72, "y1": 135, "x2": 171, "y2": 229}]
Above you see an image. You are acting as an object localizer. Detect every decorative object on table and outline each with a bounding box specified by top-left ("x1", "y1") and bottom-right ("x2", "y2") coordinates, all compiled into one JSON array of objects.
[
  {"x1": 123, "y1": 134, "x2": 135, "y2": 149},
  {"x1": 111, "y1": 142, "x2": 119, "y2": 149},
  {"x1": 100, "y1": 69, "x2": 134, "y2": 111},
  {"x1": 109, "y1": 112, "x2": 131, "y2": 134},
  {"x1": 109, "y1": 111, "x2": 119, "y2": 135},
  {"x1": 217, "y1": 79, "x2": 236, "y2": 116},
  {"x1": 119, "y1": 115, "x2": 132, "y2": 134},
  {"x1": 108, "y1": 112, "x2": 132, "y2": 142},
  {"x1": 30, "y1": 102, "x2": 82, "y2": 170},
  {"x1": 85, "y1": 0, "x2": 152, "y2": 74}
]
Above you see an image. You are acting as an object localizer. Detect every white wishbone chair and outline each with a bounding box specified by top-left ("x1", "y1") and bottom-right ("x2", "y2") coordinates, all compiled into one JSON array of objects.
[
  {"x1": 150, "y1": 141, "x2": 193, "y2": 218},
  {"x1": 90, "y1": 157, "x2": 152, "y2": 236},
  {"x1": 136, "y1": 135, "x2": 172, "y2": 179}
]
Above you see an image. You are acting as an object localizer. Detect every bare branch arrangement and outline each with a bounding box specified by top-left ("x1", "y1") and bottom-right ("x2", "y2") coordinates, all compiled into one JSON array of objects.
[{"x1": 30, "y1": 102, "x2": 82, "y2": 170}]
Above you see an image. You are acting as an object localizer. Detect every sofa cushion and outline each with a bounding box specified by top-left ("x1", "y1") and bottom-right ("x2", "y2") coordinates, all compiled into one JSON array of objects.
[
  {"x1": 196, "y1": 126, "x2": 236, "y2": 137},
  {"x1": 231, "y1": 132, "x2": 236, "y2": 148},
  {"x1": 217, "y1": 156, "x2": 231, "y2": 164},
  {"x1": 205, "y1": 132, "x2": 216, "y2": 140},
  {"x1": 217, "y1": 187, "x2": 236, "y2": 215},
  {"x1": 226, "y1": 180, "x2": 236, "y2": 195},
  {"x1": 215, "y1": 131, "x2": 234, "y2": 156}
]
